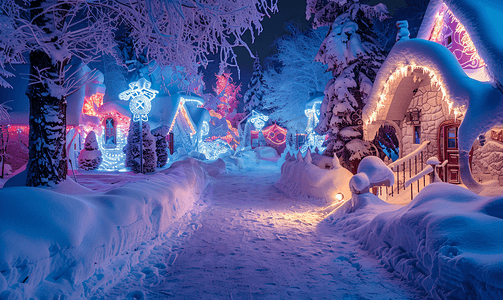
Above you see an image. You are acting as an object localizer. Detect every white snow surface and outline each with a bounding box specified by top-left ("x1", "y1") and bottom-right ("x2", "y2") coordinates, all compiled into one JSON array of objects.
[
  {"x1": 357, "y1": 156, "x2": 394, "y2": 187},
  {"x1": 89, "y1": 165, "x2": 426, "y2": 299},
  {"x1": 277, "y1": 151, "x2": 353, "y2": 203},
  {"x1": 331, "y1": 183, "x2": 503, "y2": 299},
  {"x1": 0, "y1": 158, "x2": 222, "y2": 299}
]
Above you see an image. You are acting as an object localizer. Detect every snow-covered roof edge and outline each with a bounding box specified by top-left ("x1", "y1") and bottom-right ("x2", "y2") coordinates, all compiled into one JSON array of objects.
[
  {"x1": 364, "y1": 39, "x2": 481, "y2": 123},
  {"x1": 417, "y1": 0, "x2": 503, "y2": 87}
]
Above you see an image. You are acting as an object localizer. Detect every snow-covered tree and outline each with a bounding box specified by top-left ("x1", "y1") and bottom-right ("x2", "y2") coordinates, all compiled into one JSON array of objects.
[
  {"x1": 204, "y1": 72, "x2": 242, "y2": 148},
  {"x1": 78, "y1": 131, "x2": 102, "y2": 171},
  {"x1": 124, "y1": 121, "x2": 157, "y2": 174},
  {"x1": 263, "y1": 25, "x2": 332, "y2": 132},
  {"x1": 306, "y1": 0, "x2": 388, "y2": 172},
  {"x1": 243, "y1": 56, "x2": 268, "y2": 114},
  {"x1": 151, "y1": 126, "x2": 169, "y2": 168},
  {"x1": 0, "y1": 0, "x2": 277, "y2": 186}
]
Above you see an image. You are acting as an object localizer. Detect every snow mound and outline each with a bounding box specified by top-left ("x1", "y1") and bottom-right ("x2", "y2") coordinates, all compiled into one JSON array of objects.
[
  {"x1": 277, "y1": 151, "x2": 352, "y2": 203},
  {"x1": 330, "y1": 183, "x2": 503, "y2": 299},
  {"x1": 357, "y1": 156, "x2": 394, "y2": 187},
  {"x1": 0, "y1": 158, "x2": 224, "y2": 299}
]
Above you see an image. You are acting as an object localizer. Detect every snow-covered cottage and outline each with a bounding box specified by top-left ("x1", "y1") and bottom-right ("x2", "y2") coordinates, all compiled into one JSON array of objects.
[
  {"x1": 149, "y1": 92, "x2": 210, "y2": 153},
  {"x1": 364, "y1": 0, "x2": 503, "y2": 192}
]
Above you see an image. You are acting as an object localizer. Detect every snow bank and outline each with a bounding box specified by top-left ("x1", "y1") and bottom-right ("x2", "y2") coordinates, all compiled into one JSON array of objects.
[
  {"x1": 277, "y1": 151, "x2": 352, "y2": 203},
  {"x1": 330, "y1": 183, "x2": 503, "y2": 299},
  {"x1": 0, "y1": 158, "x2": 224, "y2": 299}
]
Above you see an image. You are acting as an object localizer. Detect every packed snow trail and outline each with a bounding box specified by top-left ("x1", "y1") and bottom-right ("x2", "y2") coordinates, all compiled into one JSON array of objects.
[{"x1": 98, "y1": 165, "x2": 426, "y2": 299}]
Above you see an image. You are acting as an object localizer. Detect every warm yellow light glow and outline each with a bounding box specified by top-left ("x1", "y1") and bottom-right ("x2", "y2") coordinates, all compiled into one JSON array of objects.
[
  {"x1": 335, "y1": 193, "x2": 344, "y2": 202},
  {"x1": 366, "y1": 65, "x2": 464, "y2": 125}
]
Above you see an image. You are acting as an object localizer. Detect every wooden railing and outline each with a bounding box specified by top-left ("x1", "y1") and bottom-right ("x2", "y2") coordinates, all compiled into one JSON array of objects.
[{"x1": 386, "y1": 141, "x2": 431, "y2": 201}]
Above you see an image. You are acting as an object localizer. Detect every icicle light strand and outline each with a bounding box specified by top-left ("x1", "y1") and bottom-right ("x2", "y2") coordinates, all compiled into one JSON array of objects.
[{"x1": 366, "y1": 65, "x2": 464, "y2": 125}]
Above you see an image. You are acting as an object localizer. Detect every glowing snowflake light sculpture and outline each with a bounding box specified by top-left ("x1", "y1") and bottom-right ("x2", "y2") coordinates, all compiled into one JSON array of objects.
[
  {"x1": 119, "y1": 78, "x2": 159, "y2": 122},
  {"x1": 249, "y1": 110, "x2": 269, "y2": 131}
]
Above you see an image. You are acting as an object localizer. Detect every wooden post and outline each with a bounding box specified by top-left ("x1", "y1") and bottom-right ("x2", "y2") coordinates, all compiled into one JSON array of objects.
[{"x1": 139, "y1": 119, "x2": 143, "y2": 174}]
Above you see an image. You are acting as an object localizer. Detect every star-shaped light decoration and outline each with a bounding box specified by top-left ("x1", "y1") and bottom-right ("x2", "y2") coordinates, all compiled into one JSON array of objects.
[
  {"x1": 119, "y1": 78, "x2": 159, "y2": 122},
  {"x1": 249, "y1": 110, "x2": 269, "y2": 131}
]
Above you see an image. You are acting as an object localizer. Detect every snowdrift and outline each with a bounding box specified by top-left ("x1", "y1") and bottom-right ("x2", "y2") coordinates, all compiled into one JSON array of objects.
[
  {"x1": 331, "y1": 183, "x2": 503, "y2": 299},
  {"x1": 0, "y1": 158, "x2": 224, "y2": 299},
  {"x1": 277, "y1": 151, "x2": 352, "y2": 202}
]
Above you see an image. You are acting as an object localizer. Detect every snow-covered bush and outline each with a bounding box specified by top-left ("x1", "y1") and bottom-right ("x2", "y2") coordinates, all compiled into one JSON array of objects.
[
  {"x1": 277, "y1": 150, "x2": 352, "y2": 202},
  {"x1": 124, "y1": 121, "x2": 157, "y2": 173},
  {"x1": 151, "y1": 126, "x2": 169, "y2": 168},
  {"x1": 78, "y1": 131, "x2": 102, "y2": 171}
]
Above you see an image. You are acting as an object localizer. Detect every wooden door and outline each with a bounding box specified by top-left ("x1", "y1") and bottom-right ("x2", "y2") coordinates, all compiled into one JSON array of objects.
[{"x1": 438, "y1": 121, "x2": 460, "y2": 183}]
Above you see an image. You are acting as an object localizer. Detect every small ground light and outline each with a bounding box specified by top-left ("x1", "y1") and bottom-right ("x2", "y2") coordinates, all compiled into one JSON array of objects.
[{"x1": 335, "y1": 193, "x2": 344, "y2": 202}]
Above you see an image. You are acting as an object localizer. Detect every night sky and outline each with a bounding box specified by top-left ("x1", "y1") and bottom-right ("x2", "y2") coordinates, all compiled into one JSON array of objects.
[{"x1": 202, "y1": 0, "x2": 408, "y2": 100}]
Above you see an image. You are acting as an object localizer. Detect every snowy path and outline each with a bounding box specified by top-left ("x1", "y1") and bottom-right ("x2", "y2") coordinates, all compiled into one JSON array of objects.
[{"x1": 97, "y1": 166, "x2": 426, "y2": 299}]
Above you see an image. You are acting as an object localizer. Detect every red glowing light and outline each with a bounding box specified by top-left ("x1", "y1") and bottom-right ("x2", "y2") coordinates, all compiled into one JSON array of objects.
[{"x1": 82, "y1": 93, "x2": 104, "y2": 116}]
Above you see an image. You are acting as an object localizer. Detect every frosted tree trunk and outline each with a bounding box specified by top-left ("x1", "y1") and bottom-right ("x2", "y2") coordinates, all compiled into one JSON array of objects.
[
  {"x1": 26, "y1": 50, "x2": 68, "y2": 186},
  {"x1": 26, "y1": 0, "x2": 68, "y2": 186}
]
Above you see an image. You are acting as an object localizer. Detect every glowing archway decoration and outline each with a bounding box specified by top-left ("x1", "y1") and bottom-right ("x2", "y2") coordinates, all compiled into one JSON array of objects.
[
  {"x1": 119, "y1": 78, "x2": 159, "y2": 122},
  {"x1": 366, "y1": 64, "x2": 464, "y2": 125}
]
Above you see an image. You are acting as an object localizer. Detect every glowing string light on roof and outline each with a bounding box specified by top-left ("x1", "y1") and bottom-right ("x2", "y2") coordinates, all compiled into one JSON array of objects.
[
  {"x1": 366, "y1": 65, "x2": 464, "y2": 125},
  {"x1": 82, "y1": 93, "x2": 104, "y2": 116},
  {"x1": 168, "y1": 97, "x2": 197, "y2": 135}
]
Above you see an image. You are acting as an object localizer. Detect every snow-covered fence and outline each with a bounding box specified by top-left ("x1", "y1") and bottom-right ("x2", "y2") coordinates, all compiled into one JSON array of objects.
[
  {"x1": 405, "y1": 157, "x2": 448, "y2": 199},
  {"x1": 387, "y1": 141, "x2": 431, "y2": 201}
]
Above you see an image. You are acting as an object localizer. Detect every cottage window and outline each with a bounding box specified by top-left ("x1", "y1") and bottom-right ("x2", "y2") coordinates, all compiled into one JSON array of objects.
[
  {"x1": 104, "y1": 117, "x2": 117, "y2": 148},
  {"x1": 414, "y1": 126, "x2": 421, "y2": 144},
  {"x1": 447, "y1": 127, "x2": 457, "y2": 148},
  {"x1": 447, "y1": 35, "x2": 452, "y2": 46}
]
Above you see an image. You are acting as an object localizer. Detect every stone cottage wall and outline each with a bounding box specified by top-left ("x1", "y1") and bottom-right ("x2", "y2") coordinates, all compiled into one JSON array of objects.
[
  {"x1": 471, "y1": 127, "x2": 503, "y2": 185},
  {"x1": 400, "y1": 84, "x2": 458, "y2": 161}
]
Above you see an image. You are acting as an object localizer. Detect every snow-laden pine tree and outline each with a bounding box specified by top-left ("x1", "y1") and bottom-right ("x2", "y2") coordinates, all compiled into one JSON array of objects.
[
  {"x1": 243, "y1": 56, "x2": 268, "y2": 115},
  {"x1": 306, "y1": 0, "x2": 388, "y2": 172},
  {"x1": 124, "y1": 121, "x2": 157, "y2": 174},
  {"x1": 0, "y1": 0, "x2": 277, "y2": 186},
  {"x1": 78, "y1": 131, "x2": 102, "y2": 171},
  {"x1": 151, "y1": 126, "x2": 169, "y2": 168},
  {"x1": 263, "y1": 25, "x2": 331, "y2": 132}
]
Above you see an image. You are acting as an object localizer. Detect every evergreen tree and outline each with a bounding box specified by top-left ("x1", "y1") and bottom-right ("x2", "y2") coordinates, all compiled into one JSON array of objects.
[
  {"x1": 243, "y1": 56, "x2": 268, "y2": 114},
  {"x1": 78, "y1": 131, "x2": 102, "y2": 171},
  {"x1": 124, "y1": 121, "x2": 157, "y2": 173},
  {"x1": 306, "y1": 0, "x2": 388, "y2": 172},
  {"x1": 151, "y1": 126, "x2": 169, "y2": 168}
]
